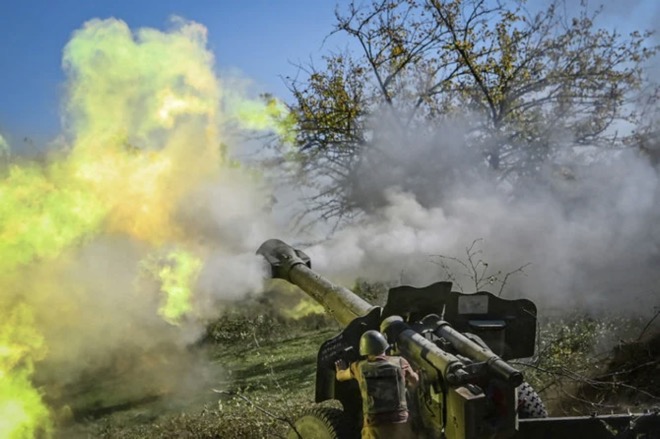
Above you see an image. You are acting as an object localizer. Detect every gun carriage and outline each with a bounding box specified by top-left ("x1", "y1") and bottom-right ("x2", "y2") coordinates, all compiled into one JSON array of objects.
[{"x1": 257, "y1": 239, "x2": 659, "y2": 438}]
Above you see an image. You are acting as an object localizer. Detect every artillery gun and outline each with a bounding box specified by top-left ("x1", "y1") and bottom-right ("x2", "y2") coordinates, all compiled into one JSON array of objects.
[{"x1": 257, "y1": 239, "x2": 660, "y2": 438}]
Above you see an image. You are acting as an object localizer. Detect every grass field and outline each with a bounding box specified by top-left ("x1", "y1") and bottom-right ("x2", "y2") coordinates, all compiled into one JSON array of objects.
[
  {"x1": 51, "y1": 310, "x2": 659, "y2": 438},
  {"x1": 55, "y1": 325, "x2": 339, "y2": 438}
]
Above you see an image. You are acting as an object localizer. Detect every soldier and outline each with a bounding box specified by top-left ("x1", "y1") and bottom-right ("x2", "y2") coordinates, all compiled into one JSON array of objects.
[{"x1": 335, "y1": 330, "x2": 419, "y2": 439}]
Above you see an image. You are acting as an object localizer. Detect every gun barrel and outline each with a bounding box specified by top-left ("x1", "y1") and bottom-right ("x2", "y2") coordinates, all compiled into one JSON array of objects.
[
  {"x1": 433, "y1": 319, "x2": 523, "y2": 386},
  {"x1": 257, "y1": 239, "x2": 375, "y2": 326},
  {"x1": 382, "y1": 316, "x2": 468, "y2": 384}
]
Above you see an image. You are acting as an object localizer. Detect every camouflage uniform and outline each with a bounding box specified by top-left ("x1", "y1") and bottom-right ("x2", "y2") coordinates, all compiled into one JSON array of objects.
[{"x1": 341, "y1": 355, "x2": 417, "y2": 439}]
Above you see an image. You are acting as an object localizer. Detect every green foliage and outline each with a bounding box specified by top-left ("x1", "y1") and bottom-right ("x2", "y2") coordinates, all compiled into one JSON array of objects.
[
  {"x1": 205, "y1": 304, "x2": 336, "y2": 345},
  {"x1": 284, "y1": 0, "x2": 659, "y2": 223},
  {"x1": 285, "y1": 53, "x2": 369, "y2": 227},
  {"x1": 516, "y1": 313, "x2": 657, "y2": 415},
  {"x1": 86, "y1": 400, "x2": 309, "y2": 438},
  {"x1": 206, "y1": 310, "x2": 281, "y2": 344},
  {"x1": 351, "y1": 279, "x2": 391, "y2": 305},
  {"x1": 57, "y1": 306, "x2": 660, "y2": 437},
  {"x1": 530, "y1": 316, "x2": 605, "y2": 380},
  {"x1": 63, "y1": 322, "x2": 339, "y2": 438}
]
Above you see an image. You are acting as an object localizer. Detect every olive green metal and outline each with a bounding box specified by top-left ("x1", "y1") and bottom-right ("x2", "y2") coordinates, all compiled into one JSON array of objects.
[
  {"x1": 289, "y1": 263, "x2": 373, "y2": 326},
  {"x1": 381, "y1": 316, "x2": 468, "y2": 385},
  {"x1": 430, "y1": 317, "x2": 523, "y2": 386},
  {"x1": 257, "y1": 239, "x2": 375, "y2": 327},
  {"x1": 257, "y1": 239, "x2": 660, "y2": 438}
]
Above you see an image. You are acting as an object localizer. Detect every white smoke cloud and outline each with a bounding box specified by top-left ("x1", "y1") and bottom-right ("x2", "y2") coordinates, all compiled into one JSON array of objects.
[
  {"x1": 304, "y1": 117, "x2": 660, "y2": 315},
  {"x1": 0, "y1": 132, "x2": 8, "y2": 155}
]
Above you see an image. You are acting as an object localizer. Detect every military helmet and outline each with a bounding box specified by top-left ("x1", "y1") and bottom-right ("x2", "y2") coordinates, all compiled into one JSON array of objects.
[{"x1": 359, "y1": 330, "x2": 389, "y2": 356}]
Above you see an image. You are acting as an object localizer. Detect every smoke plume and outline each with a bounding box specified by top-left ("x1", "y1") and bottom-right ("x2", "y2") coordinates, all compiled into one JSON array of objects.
[
  {"x1": 1, "y1": 10, "x2": 658, "y2": 438},
  {"x1": 0, "y1": 17, "x2": 286, "y2": 437},
  {"x1": 306, "y1": 116, "x2": 660, "y2": 314}
]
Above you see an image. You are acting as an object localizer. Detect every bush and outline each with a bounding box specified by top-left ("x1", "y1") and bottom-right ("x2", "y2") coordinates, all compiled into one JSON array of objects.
[
  {"x1": 516, "y1": 313, "x2": 658, "y2": 415},
  {"x1": 84, "y1": 398, "x2": 310, "y2": 438},
  {"x1": 204, "y1": 300, "x2": 337, "y2": 346}
]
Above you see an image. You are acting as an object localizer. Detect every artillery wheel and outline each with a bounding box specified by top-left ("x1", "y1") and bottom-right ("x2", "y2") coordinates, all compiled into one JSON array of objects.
[
  {"x1": 287, "y1": 406, "x2": 348, "y2": 439},
  {"x1": 517, "y1": 382, "x2": 548, "y2": 418}
]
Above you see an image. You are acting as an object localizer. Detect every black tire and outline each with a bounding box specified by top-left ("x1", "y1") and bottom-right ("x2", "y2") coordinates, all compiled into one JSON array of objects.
[
  {"x1": 517, "y1": 382, "x2": 548, "y2": 418},
  {"x1": 287, "y1": 406, "x2": 347, "y2": 439}
]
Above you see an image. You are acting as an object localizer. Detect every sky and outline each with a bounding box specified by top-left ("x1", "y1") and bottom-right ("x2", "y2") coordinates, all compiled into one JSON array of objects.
[
  {"x1": 0, "y1": 0, "x2": 655, "y2": 224},
  {"x1": 0, "y1": 0, "x2": 345, "y2": 146},
  {"x1": 0, "y1": 0, "x2": 657, "y2": 148}
]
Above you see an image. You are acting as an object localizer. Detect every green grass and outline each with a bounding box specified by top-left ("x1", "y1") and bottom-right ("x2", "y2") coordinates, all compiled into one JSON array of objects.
[
  {"x1": 56, "y1": 326, "x2": 339, "y2": 438},
  {"x1": 212, "y1": 327, "x2": 337, "y2": 397},
  {"x1": 54, "y1": 311, "x2": 659, "y2": 438}
]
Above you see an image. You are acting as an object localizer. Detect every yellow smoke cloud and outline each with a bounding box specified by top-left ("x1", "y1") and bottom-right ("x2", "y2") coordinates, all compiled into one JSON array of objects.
[
  {"x1": 0, "y1": 303, "x2": 51, "y2": 438},
  {"x1": 0, "y1": 16, "x2": 284, "y2": 436},
  {"x1": 282, "y1": 298, "x2": 325, "y2": 320},
  {"x1": 0, "y1": 162, "x2": 107, "y2": 271},
  {"x1": 62, "y1": 17, "x2": 223, "y2": 243},
  {"x1": 230, "y1": 94, "x2": 296, "y2": 144},
  {"x1": 142, "y1": 249, "x2": 203, "y2": 325}
]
